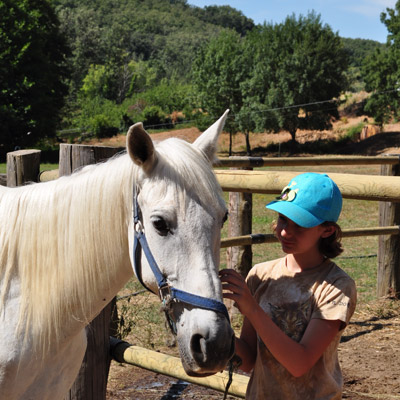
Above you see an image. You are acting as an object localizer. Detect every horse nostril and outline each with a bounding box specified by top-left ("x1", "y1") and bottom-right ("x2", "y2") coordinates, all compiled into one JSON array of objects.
[{"x1": 190, "y1": 334, "x2": 207, "y2": 364}]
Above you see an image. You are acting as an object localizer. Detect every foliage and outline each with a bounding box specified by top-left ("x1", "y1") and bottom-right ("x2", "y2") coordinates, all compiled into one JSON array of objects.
[
  {"x1": 190, "y1": 5, "x2": 255, "y2": 36},
  {"x1": 193, "y1": 12, "x2": 349, "y2": 145},
  {"x1": 192, "y1": 29, "x2": 249, "y2": 153},
  {"x1": 363, "y1": 1, "x2": 400, "y2": 125},
  {"x1": 76, "y1": 96, "x2": 123, "y2": 137},
  {"x1": 249, "y1": 13, "x2": 348, "y2": 141},
  {"x1": 341, "y1": 38, "x2": 385, "y2": 92},
  {"x1": 0, "y1": 0, "x2": 69, "y2": 156},
  {"x1": 53, "y1": 0, "x2": 228, "y2": 91}
]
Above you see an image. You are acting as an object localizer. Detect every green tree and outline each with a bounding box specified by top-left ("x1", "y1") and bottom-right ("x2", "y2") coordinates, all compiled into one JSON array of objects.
[
  {"x1": 192, "y1": 30, "x2": 249, "y2": 154},
  {"x1": 0, "y1": 0, "x2": 69, "y2": 155},
  {"x1": 191, "y1": 5, "x2": 255, "y2": 36},
  {"x1": 363, "y1": 2, "x2": 400, "y2": 125},
  {"x1": 243, "y1": 13, "x2": 348, "y2": 142}
]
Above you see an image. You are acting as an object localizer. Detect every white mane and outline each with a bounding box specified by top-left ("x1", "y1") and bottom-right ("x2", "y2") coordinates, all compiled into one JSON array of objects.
[{"x1": 0, "y1": 137, "x2": 224, "y2": 355}]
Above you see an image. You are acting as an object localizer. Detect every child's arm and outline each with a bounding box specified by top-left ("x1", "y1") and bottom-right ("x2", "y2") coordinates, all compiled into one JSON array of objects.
[
  {"x1": 219, "y1": 269, "x2": 341, "y2": 377},
  {"x1": 234, "y1": 316, "x2": 257, "y2": 372}
]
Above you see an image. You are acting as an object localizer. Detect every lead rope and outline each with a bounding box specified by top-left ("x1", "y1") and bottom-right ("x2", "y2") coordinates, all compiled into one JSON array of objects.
[{"x1": 223, "y1": 354, "x2": 242, "y2": 400}]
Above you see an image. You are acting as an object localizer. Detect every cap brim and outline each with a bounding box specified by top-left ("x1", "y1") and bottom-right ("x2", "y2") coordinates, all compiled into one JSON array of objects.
[{"x1": 266, "y1": 200, "x2": 324, "y2": 228}]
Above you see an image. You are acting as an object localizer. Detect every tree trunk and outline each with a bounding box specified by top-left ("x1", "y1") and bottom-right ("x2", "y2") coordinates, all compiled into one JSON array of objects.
[
  {"x1": 244, "y1": 130, "x2": 251, "y2": 156},
  {"x1": 289, "y1": 129, "x2": 297, "y2": 142}
]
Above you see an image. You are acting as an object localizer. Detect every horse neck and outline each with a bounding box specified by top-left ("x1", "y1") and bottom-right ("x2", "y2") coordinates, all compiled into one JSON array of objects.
[{"x1": 17, "y1": 155, "x2": 134, "y2": 349}]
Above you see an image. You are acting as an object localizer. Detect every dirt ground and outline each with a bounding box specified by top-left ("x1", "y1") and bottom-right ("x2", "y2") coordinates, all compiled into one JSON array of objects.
[{"x1": 104, "y1": 117, "x2": 400, "y2": 400}]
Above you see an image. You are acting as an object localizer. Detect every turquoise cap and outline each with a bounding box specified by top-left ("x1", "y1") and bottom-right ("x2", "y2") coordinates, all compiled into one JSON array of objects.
[{"x1": 266, "y1": 172, "x2": 342, "y2": 228}]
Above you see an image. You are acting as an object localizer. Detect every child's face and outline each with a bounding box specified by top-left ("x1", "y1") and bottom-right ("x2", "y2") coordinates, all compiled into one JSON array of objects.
[{"x1": 275, "y1": 214, "x2": 334, "y2": 255}]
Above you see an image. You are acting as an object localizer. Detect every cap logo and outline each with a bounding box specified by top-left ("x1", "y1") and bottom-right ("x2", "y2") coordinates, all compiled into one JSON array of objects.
[{"x1": 275, "y1": 182, "x2": 298, "y2": 202}]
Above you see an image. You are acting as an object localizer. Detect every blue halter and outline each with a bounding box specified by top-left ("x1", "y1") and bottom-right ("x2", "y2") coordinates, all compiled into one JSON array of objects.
[{"x1": 132, "y1": 190, "x2": 230, "y2": 334}]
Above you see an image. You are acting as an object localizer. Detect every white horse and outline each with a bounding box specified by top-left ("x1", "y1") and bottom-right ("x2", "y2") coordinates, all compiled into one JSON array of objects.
[{"x1": 0, "y1": 111, "x2": 234, "y2": 399}]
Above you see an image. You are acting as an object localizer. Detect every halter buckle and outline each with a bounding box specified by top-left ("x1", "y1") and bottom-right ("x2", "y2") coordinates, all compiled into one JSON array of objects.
[
  {"x1": 159, "y1": 283, "x2": 173, "y2": 304},
  {"x1": 134, "y1": 220, "x2": 144, "y2": 234}
]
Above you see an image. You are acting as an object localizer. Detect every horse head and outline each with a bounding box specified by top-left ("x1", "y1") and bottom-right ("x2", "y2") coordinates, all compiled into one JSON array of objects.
[{"x1": 126, "y1": 111, "x2": 235, "y2": 376}]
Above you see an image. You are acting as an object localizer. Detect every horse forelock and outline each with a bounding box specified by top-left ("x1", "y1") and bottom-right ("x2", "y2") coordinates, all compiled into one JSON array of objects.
[{"x1": 152, "y1": 138, "x2": 225, "y2": 211}]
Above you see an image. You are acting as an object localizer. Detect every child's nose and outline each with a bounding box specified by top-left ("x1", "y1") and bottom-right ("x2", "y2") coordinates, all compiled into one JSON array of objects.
[{"x1": 280, "y1": 222, "x2": 293, "y2": 237}]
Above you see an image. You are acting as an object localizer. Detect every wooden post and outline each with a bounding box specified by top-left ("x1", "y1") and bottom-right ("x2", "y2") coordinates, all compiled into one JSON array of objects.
[
  {"x1": 6, "y1": 149, "x2": 41, "y2": 187},
  {"x1": 227, "y1": 191, "x2": 253, "y2": 277},
  {"x1": 226, "y1": 166, "x2": 253, "y2": 317},
  {"x1": 378, "y1": 156, "x2": 400, "y2": 298},
  {"x1": 60, "y1": 144, "x2": 122, "y2": 400}
]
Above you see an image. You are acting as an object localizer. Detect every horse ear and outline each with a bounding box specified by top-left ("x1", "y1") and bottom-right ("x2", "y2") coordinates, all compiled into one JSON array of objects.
[
  {"x1": 193, "y1": 109, "x2": 229, "y2": 162},
  {"x1": 126, "y1": 122, "x2": 157, "y2": 173}
]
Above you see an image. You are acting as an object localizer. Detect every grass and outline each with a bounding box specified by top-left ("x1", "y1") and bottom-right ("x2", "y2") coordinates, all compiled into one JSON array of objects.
[{"x1": 0, "y1": 163, "x2": 58, "y2": 174}]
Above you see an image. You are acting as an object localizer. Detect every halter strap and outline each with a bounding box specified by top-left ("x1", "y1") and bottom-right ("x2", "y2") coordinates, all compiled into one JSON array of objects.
[{"x1": 132, "y1": 190, "x2": 230, "y2": 331}]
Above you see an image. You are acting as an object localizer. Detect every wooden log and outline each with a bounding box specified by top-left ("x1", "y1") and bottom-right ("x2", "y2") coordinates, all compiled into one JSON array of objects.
[
  {"x1": 215, "y1": 170, "x2": 400, "y2": 202},
  {"x1": 39, "y1": 169, "x2": 59, "y2": 182},
  {"x1": 221, "y1": 226, "x2": 400, "y2": 248},
  {"x1": 6, "y1": 149, "x2": 41, "y2": 187},
  {"x1": 216, "y1": 155, "x2": 400, "y2": 168},
  {"x1": 378, "y1": 159, "x2": 400, "y2": 298},
  {"x1": 60, "y1": 145, "x2": 122, "y2": 400},
  {"x1": 109, "y1": 338, "x2": 249, "y2": 399}
]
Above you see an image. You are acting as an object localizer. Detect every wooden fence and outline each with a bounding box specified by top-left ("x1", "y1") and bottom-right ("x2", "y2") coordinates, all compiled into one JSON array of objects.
[{"x1": 3, "y1": 146, "x2": 400, "y2": 399}]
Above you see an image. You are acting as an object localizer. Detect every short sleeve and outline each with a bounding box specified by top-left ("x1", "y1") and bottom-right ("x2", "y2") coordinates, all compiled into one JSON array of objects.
[{"x1": 312, "y1": 275, "x2": 357, "y2": 330}]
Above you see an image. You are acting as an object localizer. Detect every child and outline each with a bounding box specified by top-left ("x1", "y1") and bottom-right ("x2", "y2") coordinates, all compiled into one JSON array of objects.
[{"x1": 220, "y1": 172, "x2": 357, "y2": 400}]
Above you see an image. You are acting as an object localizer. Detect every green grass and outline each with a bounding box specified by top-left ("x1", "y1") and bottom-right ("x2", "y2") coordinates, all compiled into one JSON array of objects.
[{"x1": 0, "y1": 163, "x2": 58, "y2": 174}]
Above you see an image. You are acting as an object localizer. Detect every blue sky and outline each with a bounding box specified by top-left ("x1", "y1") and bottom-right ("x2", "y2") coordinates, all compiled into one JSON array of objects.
[{"x1": 188, "y1": 0, "x2": 398, "y2": 42}]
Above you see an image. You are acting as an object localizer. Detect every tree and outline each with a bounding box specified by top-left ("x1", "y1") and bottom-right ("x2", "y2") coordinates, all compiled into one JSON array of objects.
[
  {"x1": 363, "y1": 2, "x2": 400, "y2": 125},
  {"x1": 192, "y1": 30, "x2": 249, "y2": 154},
  {"x1": 242, "y1": 12, "x2": 348, "y2": 142},
  {"x1": 0, "y1": 0, "x2": 69, "y2": 156},
  {"x1": 191, "y1": 5, "x2": 255, "y2": 36}
]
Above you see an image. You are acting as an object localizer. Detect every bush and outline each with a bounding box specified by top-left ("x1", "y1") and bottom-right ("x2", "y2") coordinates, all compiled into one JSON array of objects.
[
  {"x1": 89, "y1": 114, "x2": 119, "y2": 138},
  {"x1": 141, "y1": 105, "x2": 171, "y2": 129},
  {"x1": 75, "y1": 96, "x2": 123, "y2": 137},
  {"x1": 344, "y1": 122, "x2": 365, "y2": 141}
]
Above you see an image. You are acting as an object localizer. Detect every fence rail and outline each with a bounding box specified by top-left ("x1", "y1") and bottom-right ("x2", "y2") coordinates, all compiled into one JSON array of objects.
[
  {"x1": 217, "y1": 155, "x2": 400, "y2": 168},
  {"x1": 110, "y1": 337, "x2": 248, "y2": 398}
]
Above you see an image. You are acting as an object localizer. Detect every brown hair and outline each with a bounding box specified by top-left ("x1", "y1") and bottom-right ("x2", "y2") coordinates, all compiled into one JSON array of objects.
[
  {"x1": 319, "y1": 222, "x2": 343, "y2": 258},
  {"x1": 271, "y1": 220, "x2": 344, "y2": 259}
]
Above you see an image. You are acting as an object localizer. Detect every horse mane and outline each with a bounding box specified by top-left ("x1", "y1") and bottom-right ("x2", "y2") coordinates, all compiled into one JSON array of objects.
[{"x1": 0, "y1": 136, "x2": 224, "y2": 355}]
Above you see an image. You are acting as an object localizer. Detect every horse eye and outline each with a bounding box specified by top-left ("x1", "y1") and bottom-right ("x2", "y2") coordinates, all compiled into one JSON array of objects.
[{"x1": 152, "y1": 217, "x2": 170, "y2": 236}]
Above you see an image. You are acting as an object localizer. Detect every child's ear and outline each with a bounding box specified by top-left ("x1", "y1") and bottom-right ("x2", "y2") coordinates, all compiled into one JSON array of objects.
[{"x1": 321, "y1": 225, "x2": 337, "y2": 238}]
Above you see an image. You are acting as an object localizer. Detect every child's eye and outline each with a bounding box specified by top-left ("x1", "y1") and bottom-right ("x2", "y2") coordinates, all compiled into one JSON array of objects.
[{"x1": 278, "y1": 214, "x2": 287, "y2": 222}]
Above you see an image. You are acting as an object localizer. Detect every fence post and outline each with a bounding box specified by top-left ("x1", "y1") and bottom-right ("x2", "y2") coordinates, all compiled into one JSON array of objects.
[
  {"x1": 226, "y1": 191, "x2": 253, "y2": 276},
  {"x1": 378, "y1": 155, "x2": 400, "y2": 298},
  {"x1": 226, "y1": 164, "x2": 253, "y2": 311},
  {"x1": 60, "y1": 144, "x2": 122, "y2": 400},
  {"x1": 6, "y1": 149, "x2": 41, "y2": 187}
]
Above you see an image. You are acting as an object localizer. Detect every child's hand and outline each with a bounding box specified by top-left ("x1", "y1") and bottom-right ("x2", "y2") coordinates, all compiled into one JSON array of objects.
[{"x1": 219, "y1": 269, "x2": 257, "y2": 317}]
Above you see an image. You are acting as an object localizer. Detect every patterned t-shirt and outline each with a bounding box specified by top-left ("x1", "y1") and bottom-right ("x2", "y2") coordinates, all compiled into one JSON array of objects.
[{"x1": 245, "y1": 257, "x2": 357, "y2": 400}]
